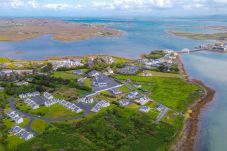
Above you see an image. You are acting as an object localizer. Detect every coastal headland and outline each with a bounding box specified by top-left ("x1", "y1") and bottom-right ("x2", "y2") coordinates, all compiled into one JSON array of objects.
[
  {"x1": 0, "y1": 18, "x2": 121, "y2": 42},
  {"x1": 0, "y1": 50, "x2": 209, "y2": 150}
]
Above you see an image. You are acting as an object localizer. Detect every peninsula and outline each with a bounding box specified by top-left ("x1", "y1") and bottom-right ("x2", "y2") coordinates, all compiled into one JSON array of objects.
[
  {"x1": 168, "y1": 30, "x2": 227, "y2": 41},
  {"x1": 0, "y1": 50, "x2": 212, "y2": 151},
  {"x1": 0, "y1": 18, "x2": 121, "y2": 42}
]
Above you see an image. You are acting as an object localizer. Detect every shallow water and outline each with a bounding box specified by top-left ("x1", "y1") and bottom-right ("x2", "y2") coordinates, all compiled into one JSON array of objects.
[
  {"x1": 182, "y1": 51, "x2": 227, "y2": 151},
  {"x1": 0, "y1": 18, "x2": 222, "y2": 60},
  {"x1": 1, "y1": 17, "x2": 227, "y2": 150}
]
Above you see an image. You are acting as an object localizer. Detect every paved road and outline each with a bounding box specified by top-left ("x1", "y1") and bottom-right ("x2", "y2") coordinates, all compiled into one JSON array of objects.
[{"x1": 7, "y1": 97, "x2": 93, "y2": 123}]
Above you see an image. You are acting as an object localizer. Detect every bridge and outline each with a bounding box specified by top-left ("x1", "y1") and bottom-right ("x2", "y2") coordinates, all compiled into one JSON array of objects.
[{"x1": 177, "y1": 48, "x2": 204, "y2": 54}]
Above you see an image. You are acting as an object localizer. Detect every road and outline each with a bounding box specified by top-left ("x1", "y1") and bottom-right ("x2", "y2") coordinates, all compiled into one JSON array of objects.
[{"x1": 7, "y1": 97, "x2": 93, "y2": 131}]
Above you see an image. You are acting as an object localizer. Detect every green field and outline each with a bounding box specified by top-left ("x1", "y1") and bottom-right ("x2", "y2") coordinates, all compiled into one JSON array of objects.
[
  {"x1": 16, "y1": 103, "x2": 81, "y2": 118},
  {"x1": 52, "y1": 70, "x2": 79, "y2": 80},
  {"x1": 31, "y1": 119, "x2": 48, "y2": 133},
  {"x1": 0, "y1": 57, "x2": 12, "y2": 63},
  {"x1": 139, "y1": 70, "x2": 181, "y2": 78},
  {"x1": 115, "y1": 75, "x2": 203, "y2": 112},
  {"x1": 15, "y1": 106, "x2": 182, "y2": 151}
]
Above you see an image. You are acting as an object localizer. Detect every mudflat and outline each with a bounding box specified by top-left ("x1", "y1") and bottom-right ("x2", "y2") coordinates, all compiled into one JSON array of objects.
[{"x1": 0, "y1": 18, "x2": 121, "y2": 42}]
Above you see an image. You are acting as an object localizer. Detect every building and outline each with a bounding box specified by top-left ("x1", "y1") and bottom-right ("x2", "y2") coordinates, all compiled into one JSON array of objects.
[
  {"x1": 119, "y1": 99, "x2": 130, "y2": 107},
  {"x1": 91, "y1": 100, "x2": 110, "y2": 112},
  {"x1": 48, "y1": 59, "x2": 84, "y2": 70},
  {"x1": 15, "y1": 81, "x2": 29, "y2": 86},
  {"x1": 155, "y1": 103, "x2": 166, "y2": 111},
  {"x1": 0, "y1": 87, "x2": 4, "y2": 92},
  {"x1": 43, "y1": 92, "x2": 54, "y2": 100},
  {"x1": 6, "y1": 110, "x2": 23, "y2": 124},
  {"x1": 58, "y1": 100, "x2": 83, "y2": 113},
  {"x1": 134, "y1": 84, "x2": 142, "y2": 88},
  {"x1": 44, "y1": 99, "x2": 58, "y2": 107},
  {"x1": 77, "y1": 97, "x2": 94, "y2": 104},
  {"x1": 0, "y1": 69, "x2": 33, "y2": 77},
  {"x1": 134, "y1": 97, "x2": 150, "y2": 105},
  {"x1": 104, "y1": 67, "x2": 114, "y2": 75},
  {"x1": 87, "y1": 58, "x2": 94, "y2": 67},
  {"x1": 118, "y1": 66, "x2": 140, "y2": 75},
  {"x1": 24, "y1": 98, "x2": 39, "y2": 109},
  {"x1": 87, "y1": 70, "x2": 100, "y2": 77},
  {"x1": 139, "y1": 106, "x2": 151, "y2": 113},
  {"x1": 9, "y1": 126, "x2": 34, "y2": 140},
  {"x1": 74, "y1": 70, "x2": 83, "y2": 75},
  {"x1": 142, "y1": 71, "x2": 153, "y2": 77},
  {"x1": 102, "y1": 56, "x2": 115, "y2": 64},
  {"x1": 19, "y1": 92, "x2": 40, "y2": 99},
  {"x1": 127, "y1": 91, "x2": 139, "y2": 99},
  {"x1": 109, "y1": 88, "x2": 122, "y2": 95}
]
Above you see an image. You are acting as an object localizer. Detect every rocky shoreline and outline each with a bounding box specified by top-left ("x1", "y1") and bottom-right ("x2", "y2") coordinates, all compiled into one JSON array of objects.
[{"x1": 173, "y1": 55, "x2": 215, "y2": 151}]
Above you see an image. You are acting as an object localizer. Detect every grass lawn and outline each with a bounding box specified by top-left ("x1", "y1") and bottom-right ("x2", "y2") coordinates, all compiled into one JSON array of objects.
[
  {"x1": 16, "y1": 103, "x2": 81, "y2": 118},
  {"x1": 0, "y1": 57, "x2": 11, "y2": 63},
  {"x1": 118, "y1": 85, "x2": 130, "y2": 93},
  {"x1": 140, "y1": 70, "x2": 181, "y2": 78},
  {"x1": 127, "y1": 103, "x2": 139, "y2": 109},
  {"x1": 52, "y1": 70, "x2": 79, "y2": 80},
  {"x1": 53, "y1": 87, "x2": 88, "y2": 100},
  {"x1": 115, "y1": 75, "x2": 203, "y2": 112},
  {"x1": 18, "y1": 117, "x2": 30, "y2": 128},
  {"x1": 31, "y1": 119, "x2": 48, "y2": 133},
  {"x1": 16, "y1": 106, "x2": 180, "y2": 151}
]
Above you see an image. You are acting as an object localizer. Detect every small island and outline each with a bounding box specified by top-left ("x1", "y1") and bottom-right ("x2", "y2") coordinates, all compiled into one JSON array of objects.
[
  {"x1": 0, "y1": 50, "x2": 214, "y2": 151},
  {"x1": 0, "y1": 18, "x2": 121, "y2": 42},
  {"x1": 168, "y1": 30, "x2": 227, "y2": 41}
]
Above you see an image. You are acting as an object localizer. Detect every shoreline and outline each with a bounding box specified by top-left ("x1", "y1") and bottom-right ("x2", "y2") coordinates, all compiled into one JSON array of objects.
[{"x1": 173, "y1": 54, "x2": 215, "y2": 151}]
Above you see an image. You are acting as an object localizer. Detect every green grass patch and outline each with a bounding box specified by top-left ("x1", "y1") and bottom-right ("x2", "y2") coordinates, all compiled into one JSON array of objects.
[
  {"x1": 52, "y1": 70, "x2": 79, "y2": 80},
  {"x1": 127, "y1": 103, "x2": 139, "y2": 109},
  {"x1": 18, "y1": 118, "x2": 30, "y2": 128},
  {"x1": 0, "y1": 57, "x2": 12, "y2": 63},
  {"x1": 115, "y1": 75, "x2": 202, "y2": 112},
  {"x1": 140, "y1": 70, "x2": 181, "y2": 78},
  {"x1": 16, "y1": 103, "x2": 81, "y2": 118},
  {"x1": 31, "y1": 119, "x2": 48, "y2": 133}
]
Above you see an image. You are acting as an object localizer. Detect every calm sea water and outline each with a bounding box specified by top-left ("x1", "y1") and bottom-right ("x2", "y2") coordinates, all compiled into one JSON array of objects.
[{"x1": 1, "y1": 17, "x2": 227, "y2": 150}]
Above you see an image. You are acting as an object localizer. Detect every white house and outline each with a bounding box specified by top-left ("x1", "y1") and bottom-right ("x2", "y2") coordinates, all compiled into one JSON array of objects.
[
  {"x1": 77, "y1": 97, "x2": 94, "y2": 104},
  {"x1": 119, "y1": 99, "x2": 130, "y2": 107},
  {"x1": 134, "y1": 97, "x2": 150, "y2": 105},
  {"x1": 91, "y1": 100, "x2": 110, "y2": 112},
  {"x1": 43, "y1": 92, "x2": 54, "y2": 100},
  {"x1": 127, "y1": 91, "x2": 139, "y2": 99},
  {"x1": 9, "y1": 126, "x2": 34, "y2": 140},
  {"x1": 139, "y1": 106, "x2": 151, "y2": 113},
  {"x1": 109, "y1": 88, "x2": 122, "y2": 95},
  {"x1": 6, "y1": 110, "x2": 23, "y2": 124}
]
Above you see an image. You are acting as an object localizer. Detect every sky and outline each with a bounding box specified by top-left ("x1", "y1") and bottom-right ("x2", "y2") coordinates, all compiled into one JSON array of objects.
[{"x1": 0, "y1": 0, "x2": 227, "y2": 17}]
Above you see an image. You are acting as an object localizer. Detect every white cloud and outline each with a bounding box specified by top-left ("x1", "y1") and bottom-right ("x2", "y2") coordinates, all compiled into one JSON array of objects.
[
  {"x1": 91, "y1": 0, "x2": 173, "y2": 10},
  {"x1": 28, "y1": 0, "x2": 38, "y2": 8},
  {"x1": 7, "y1": 0, "x2": 24, "y2": 8},
  {"x1": 43, "y1": 3, "x2": 74, "y2": 10},
  {"x1": 213, "y1": 0, "x2": 227, "y2": 3}
]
